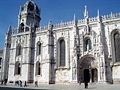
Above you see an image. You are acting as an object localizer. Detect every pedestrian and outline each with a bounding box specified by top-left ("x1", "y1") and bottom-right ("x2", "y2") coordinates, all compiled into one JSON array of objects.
[
  {"x1": 19, "y1": 80, "x2": 22, "y2": 87},
  {"x1": 24, "y1": 81, "x2": 27, "y2": 87},
  {"x1": 35, "y1": 81, "x2": 38, "y2": 87},
  {"x1": 15, "y1": 81, "x2": 18, "y2": 86},
  {"x1": 15, "y1": 81, "x2": 19, "y2": 86},
  {"x1": 15, "y1": 81, "x2": 17, "y2": 86},
  {"x1": 4, "y1": 79, "x2": 7, "y2": 85},
  {"x1": 1, "y1": 80, "x2": 3, "y2": 85},
  {"x1": 78, "y1": 81, "x2": 81, "y2": 85},
  {"x1": 17, "y1": 81, "x2": 19, "y2": 86},
  {"x1": 84, "y1": 80, "x2": 88, "y2": 89}
]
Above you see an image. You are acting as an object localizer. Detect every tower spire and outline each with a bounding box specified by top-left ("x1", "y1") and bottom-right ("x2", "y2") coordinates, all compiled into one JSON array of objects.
[
  {"x1": 74, "y1": 13, "x2": 76, "y2": 21},
  {"x1": 8, "y1": 25, "x2": 12, "y2": 33},
  {"x1": 97, "y1": 9, "x2": 102, "y2": 22},
  {"x1": 73, "y1": 14, "x2": 77, "y2": 26},
  {"x1": 97, "y1": 9, "x2": 100, "y2": 17},
  {"x1": 6, "y1": 25, "x2": 12, "y2": 35},
  {"x1": 111, "y1": 12, "x2": 113, "y2": 17},
  {"x1": 84, "y1": 5, "x2": 88, "y2": 18},
  {"x1": 48, "y1": 20, "x2": 53, "y2": 30}
]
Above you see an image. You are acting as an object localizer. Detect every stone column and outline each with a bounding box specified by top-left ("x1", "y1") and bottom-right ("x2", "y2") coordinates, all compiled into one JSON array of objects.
[
  {"x1": 89, "y1": 68, "x2": 92, "y2": 83},
  {"x1": 71, "y1": 55, "x2": 78, "y2": 83}
]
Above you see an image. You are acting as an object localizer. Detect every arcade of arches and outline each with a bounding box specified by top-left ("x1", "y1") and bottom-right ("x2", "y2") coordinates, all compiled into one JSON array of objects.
[{"x1": 78, "y1": 55, "x2": 98, "y2": 83}]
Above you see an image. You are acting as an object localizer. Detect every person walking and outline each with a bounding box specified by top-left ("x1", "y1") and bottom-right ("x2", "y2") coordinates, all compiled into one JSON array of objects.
[
  {"x1": 84, "y1": 80, "x2": 88, "y2": 89},
  {"x1": 24, "y1": 81, "x2": 27, "y2": 87},
  {"x1": 4, "y1": 79, "x2": 7, "y2": 85},
  {"x1": 19, "y1": 80, "x2": 22, "y2": 87},
  {"x1": 35, "y1": 81, "x2": 38, "y2": 87},
  {"x1": 84, "y1": 81, "x2": 88, "y2": 88},
  {"x1": 1, "y1": 80, "x2": 3, "y2": 85}
]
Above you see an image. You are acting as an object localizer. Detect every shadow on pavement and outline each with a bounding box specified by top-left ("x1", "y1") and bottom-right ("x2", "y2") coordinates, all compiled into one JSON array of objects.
[
  {"x1": 0, "y1": 87, "x2": 52, "y2": 90},
  {"x1": 87, "y1": 87, "x2": 97, "y2": 89}
]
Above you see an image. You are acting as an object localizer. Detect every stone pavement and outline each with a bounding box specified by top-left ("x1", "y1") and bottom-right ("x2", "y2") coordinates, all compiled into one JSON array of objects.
[{"x1": 0, "y1": 83, "x2": 120, "y2": 90}]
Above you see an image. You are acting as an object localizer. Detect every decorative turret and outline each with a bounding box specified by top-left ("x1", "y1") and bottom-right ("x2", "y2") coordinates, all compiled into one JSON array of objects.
[
  {"x1": 84, "y1": 5, "x2": 89, "y2": 24},
  {"x1": 7, "y1": 25, "x2": 12, "y2": 35},
  {"x1": 97, "y1": 10, "x2": 102, "y2": 22},
  {"x1": 84, "y1": 5, "x2": 90, "y2": 34},
  {"x1": 73, "y1": 14, "x2": 77, "y2": 26},
  {"x1": 48, "y1": 20, "x2": 53, "y2": 30},
  {"x1": 84, "y1": 5, "x2": 89, "y2": 19},
  {"x1": 3, "y1": 25, "x2": 12, "y2": 81},
  {"x1": 18, "y1": 0, "x2": 41, "y2": 33}
]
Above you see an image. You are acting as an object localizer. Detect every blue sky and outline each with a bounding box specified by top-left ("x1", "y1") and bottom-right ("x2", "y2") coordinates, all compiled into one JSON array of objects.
[{"x1": 0, "y1": 0, "x2": 120, "y2": 50}]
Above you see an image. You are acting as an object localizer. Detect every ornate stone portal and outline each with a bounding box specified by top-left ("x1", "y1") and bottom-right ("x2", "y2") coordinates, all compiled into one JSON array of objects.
[{"x1": 78, "y1": 55, "x2": 98, "y2": 83}]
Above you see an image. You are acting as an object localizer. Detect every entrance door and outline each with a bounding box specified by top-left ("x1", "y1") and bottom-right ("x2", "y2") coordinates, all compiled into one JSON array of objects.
[
  {"x1": 91, "y1": 69, "x2": 98, "y2": 82},
  {"x1": 84, "y1": 69, "x2": 90, "y2": 82}
]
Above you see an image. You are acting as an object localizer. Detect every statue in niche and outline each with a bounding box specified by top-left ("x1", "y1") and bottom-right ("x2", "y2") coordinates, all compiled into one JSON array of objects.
[
  {"x1": 72, "y1": 56, "x2": 77, "y2": 80},
  {"x1": 100, "y1": 67, "x2": 104, "y2": 80},
  {"x1": 72, "y1": 68, "x2": 77, "y2": 80},
  {"x1": 72, "y1": 56, "x2": 76, "y2": 68}
]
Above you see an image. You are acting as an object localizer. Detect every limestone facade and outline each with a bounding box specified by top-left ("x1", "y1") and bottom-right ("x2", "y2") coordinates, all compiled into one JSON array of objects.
[
  {"x1": 0, "y1": 50, "x2": 3, "y2": 81},
  {"x1": 2, "y1": 0, "x2": 120, "y2": 84}
]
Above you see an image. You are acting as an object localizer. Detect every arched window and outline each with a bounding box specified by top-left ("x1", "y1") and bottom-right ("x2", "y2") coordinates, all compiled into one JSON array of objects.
[
  {"x1": 84, "y1": 39, "x2": 92, "y2": 51},
  {"x1": 36, "y1": 62, "x2": 41, "y2": 75},
  {"x1": 15, "y1": 62, "x2": 21, "y2": 75},
  {"x1": 25, "y1": 27, "x2": 29, "y2": 32},
  {"x1": 28, "y1": 2, "x2": 34, "y2": 11},
  {"x1": 114, "y1": 33, "x2": 120, "y2": 62},
  {"x1": 19, "y1": 23, "x2": 24, "y2": 32},
  {"x1": 37, "y1": 42, "x2": 41, "y2": 55},
  {"x1": 16, "y1": 45, "x2": 22, "y2": 56},
  {"x1": 59, "y1": 39, "x2": 66, "y2": 67}
]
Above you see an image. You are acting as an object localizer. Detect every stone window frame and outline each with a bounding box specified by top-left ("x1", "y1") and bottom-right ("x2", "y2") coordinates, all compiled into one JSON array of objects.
[
  {"x1": 83, "y1": 36, "x2": 92, "y2": 51},
  {"x1": 57, "y1": 37, "x2": 66, "y2": 68},
  {"x1": 14, "y1": 61, "x2": 21, "y2": 75},
  {"x1": 19, "y1": 23, "x2": 24, "y2": 33},
  {"x1": 36, "y1": 41, "x2": 42, "y2": 56},
  {"x1": 111, "y1": 29, "x2": 120, "y2": 63},
  {"x1": 27, "y1": 1, "x2": 34, "y2": 11},
  {"x1": 35, "y1": 61, "x2": 41, "y2": 76},
  {"x1": 16, "y1": 44, "x2": 22, "y2": 56}
]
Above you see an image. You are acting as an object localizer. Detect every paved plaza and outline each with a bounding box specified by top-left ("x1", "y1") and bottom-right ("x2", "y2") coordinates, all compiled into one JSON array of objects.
[{"x1": 0, "y1": 83, "x2": 120, "y2": 90}]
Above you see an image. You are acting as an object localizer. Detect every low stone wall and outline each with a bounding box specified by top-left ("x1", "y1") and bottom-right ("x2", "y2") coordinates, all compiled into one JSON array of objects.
[
  {"x1": 112, "y1": 65, "x2": 120, "y2": 84},
  {"x1": 55, "y1": 69, "x2": 70, "y2": 83}
]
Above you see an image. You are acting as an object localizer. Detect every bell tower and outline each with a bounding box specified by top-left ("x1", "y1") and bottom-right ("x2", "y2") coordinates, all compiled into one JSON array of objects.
[{"x1": 18, "y1": 0, "x2": 41, "y2": 32}]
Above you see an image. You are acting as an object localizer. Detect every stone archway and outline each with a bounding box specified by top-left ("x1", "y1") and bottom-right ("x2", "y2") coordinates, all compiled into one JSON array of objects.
[{"x1": 77, "y1": 55, "x2": 98, "y2": 83}]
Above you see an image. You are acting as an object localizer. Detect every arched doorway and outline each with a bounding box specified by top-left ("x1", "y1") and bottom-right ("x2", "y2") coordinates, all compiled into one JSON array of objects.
[
  {"x1": 78, "y1": 55, "x2": 98, "y2": 83},
  {"x1": 91, "y1": 68, "x2": 98, "y2": 82},
  {"x1": 84, "y1": 69, "x2": 90, "y2": 83}
]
